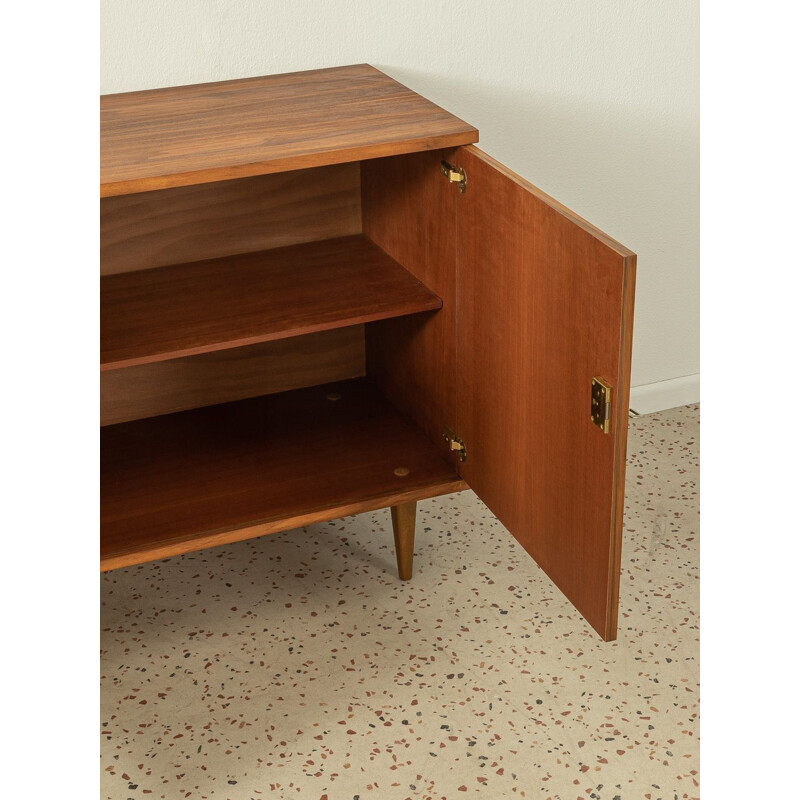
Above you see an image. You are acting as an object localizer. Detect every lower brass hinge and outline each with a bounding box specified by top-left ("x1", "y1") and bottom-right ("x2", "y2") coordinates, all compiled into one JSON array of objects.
[
  {"x1": 442, "y1": 426, "x2": 467, "y2": 461},
  {"x1": 440, "y1": 160, "x2": 467, "y2": 193},
  {"x1": 590, "y1": 377, "x2": 613, "y2": 434}
]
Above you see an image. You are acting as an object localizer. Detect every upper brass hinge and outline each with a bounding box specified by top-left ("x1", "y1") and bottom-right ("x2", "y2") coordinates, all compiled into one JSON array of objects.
[
  {"x1": 442, "y1": 426, "x2": 467, "y2": 461},
  {"x1": 590, "y1": 377, "x2": 613, "y2": 434},
  {"x1": 440, "y1": 160, "x2": 467, "y2": 193}
]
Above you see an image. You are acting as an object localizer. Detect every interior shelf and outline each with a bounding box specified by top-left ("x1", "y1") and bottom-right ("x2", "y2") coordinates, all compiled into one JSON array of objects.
[
  {"x1": 101, "y1": 378, "x2": 465, "y2": 571},
  {"x1": 101, "y1": 235, "x2": 442, "y2": 371}
]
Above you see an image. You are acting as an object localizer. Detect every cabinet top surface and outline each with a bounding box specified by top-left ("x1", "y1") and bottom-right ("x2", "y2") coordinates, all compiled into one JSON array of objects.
[{"x1": 100, "y1": 64, "x2": 478, "y2": 197}]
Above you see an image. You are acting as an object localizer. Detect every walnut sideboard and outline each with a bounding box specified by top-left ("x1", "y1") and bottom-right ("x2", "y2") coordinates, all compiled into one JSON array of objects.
[{"x1": 100, "y1": 64, "x2": 636, "y2": 641}]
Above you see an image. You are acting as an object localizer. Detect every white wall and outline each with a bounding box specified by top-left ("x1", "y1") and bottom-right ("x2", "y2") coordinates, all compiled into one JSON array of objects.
[{"x1": 101, "y1": 0, "x2": 699, "y2": 410}]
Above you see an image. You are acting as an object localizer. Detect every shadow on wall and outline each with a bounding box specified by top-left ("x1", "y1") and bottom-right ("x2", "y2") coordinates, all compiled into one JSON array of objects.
[
  {"x1": 382, "y1": 65, "x2": 697, "y2": 242},
  {"x1": 378, "y1": 65, "x2": 699, "y2": 389}
]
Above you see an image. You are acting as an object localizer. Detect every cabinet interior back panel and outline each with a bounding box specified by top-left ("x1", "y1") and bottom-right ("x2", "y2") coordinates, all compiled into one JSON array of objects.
[
  {"x1": 101, "y1": 327, "x2": 366, "y2": 426},
  {"x1": 101, "y1": 163, "x2": 361, "y2": 276}
]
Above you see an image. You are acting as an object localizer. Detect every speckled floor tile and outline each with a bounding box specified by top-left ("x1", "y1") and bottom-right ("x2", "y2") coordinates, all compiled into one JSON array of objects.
[{"x1": 101, "y1": 404, "x2": 699, "y2": 800}]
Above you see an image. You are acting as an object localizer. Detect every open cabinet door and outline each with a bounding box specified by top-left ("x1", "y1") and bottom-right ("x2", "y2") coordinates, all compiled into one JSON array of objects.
[{"x1": 454, "y1": 146, "x2": 636, "y2": 641}]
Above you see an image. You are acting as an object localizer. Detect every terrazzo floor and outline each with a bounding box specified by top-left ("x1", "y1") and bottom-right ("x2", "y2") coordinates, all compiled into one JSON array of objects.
[{"x1": 101, "y1": 404, "x2": 699, "y2": 800}]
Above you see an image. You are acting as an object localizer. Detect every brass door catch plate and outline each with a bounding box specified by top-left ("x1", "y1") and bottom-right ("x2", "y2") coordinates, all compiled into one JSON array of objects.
[
  {"x1": 440, "y1": 160, "x2": 467, "y2": 193},
  {"x1": 590, "y1": 378, "x2": 613, "y2": 434},
  {"x1": 442, "y1": 426, "x2": 467, "y2": 461}
]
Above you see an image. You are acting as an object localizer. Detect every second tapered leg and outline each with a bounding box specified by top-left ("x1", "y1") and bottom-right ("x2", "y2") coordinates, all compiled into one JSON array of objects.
[{"x1": 390, "y1": 501, "x2": 417, "y2": 580}]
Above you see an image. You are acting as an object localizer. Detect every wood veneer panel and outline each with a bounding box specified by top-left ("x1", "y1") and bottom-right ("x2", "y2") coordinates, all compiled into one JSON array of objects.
[
  {"x1": 101, "y1": 235, "x2": 442, "y2": 371},
  {"x1": 101, "y1": 64, "x2": 478, "y2": 197},
  {"x1": 362, "y1": 149, "x2": 460, "y2": 456},
  {"x1": 101, "y1": 379, "x2": 466, "y2": 570},
  {"x1": 454, "y1": 146, "x2": 636, "y2": 641},
  {"x1": 100, "y1": 327, "x2": 365, "y2": 426},
  {"x1": 101, "y1": 163, "x2": 361, "y2": 276}
]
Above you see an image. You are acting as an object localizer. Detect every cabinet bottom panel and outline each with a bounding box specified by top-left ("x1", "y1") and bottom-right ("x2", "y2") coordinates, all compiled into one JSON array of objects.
[{"x1": 101, "y1": 378, "x2": 465, "y2": 570}]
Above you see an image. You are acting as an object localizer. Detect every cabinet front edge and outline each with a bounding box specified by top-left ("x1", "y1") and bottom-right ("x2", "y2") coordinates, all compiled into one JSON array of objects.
[{"x1": 101, "y1": 131, "x2": 479, "y2": 198}]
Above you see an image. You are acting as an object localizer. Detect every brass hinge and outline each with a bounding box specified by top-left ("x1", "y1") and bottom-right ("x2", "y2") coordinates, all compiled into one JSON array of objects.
[
  {"x1": 442, "y1": 426, "x2": 467, "y2": 461},
  {"x1": 440, "y1": 160, "x2": 467, "y2": 193},
  {"x1": 590, "y1": 377, "x2": 613, "y2": 434}
]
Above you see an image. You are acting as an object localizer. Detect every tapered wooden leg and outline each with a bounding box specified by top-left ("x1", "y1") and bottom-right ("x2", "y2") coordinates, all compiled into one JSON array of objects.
[{"x1": 391, "y1": 501, "x2": 417, "y2": 580}]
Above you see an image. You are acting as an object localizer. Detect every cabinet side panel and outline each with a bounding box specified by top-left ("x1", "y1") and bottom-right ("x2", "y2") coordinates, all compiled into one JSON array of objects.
[
  {"x1": 101, "y1": 163, "x2": 361, "y2": 275},
  {"x1": 101, "y1": 327, "x2": 365, "y2": 425},
  {"x1": 455, "y1": 146, "x2": 635, "y2": 641},
  {"x1": 362, "y1": 150, "x2": 459, "y2": 455}
]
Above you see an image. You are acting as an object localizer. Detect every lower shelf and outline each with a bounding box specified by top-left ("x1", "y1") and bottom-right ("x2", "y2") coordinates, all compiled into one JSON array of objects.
[{"x1": 101, "y1": 379, "x2": 466, "y2": 570}]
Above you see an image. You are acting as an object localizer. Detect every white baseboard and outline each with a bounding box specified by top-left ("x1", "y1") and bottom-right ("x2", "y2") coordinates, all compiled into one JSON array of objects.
[{"x1": 629, "y1": 374, "x2": 700, "y2": 415}]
